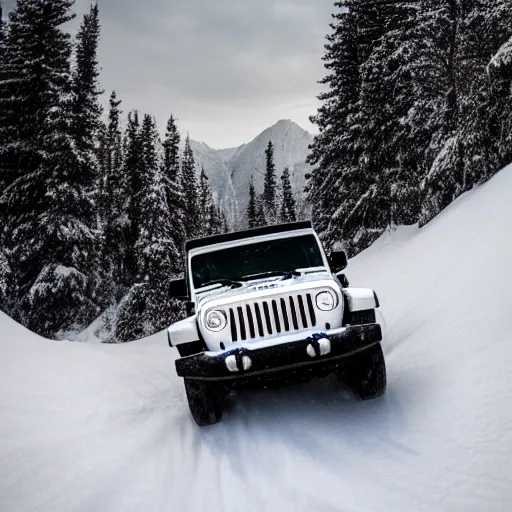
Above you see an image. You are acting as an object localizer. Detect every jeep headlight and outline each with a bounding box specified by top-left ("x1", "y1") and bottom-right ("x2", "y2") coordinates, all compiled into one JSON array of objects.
[
  {"x1": 316, "y1": 291, "x2": 335, "y2": 311},
  {"x1": 205, "y1": 310, "x2": 227, "y2": 331}
]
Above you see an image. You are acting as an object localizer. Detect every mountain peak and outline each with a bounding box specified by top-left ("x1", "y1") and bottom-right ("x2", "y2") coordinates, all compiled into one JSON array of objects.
[
  {"x1": 189, "y1": 119, "x2": 314, "y2": 227},
  {"x1": 270, "y1": 118, "x2": 307, "y2": 131}
]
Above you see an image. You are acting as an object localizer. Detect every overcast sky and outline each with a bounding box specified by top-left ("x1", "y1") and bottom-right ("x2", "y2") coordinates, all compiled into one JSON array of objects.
[{"x1": 6, "y1": 0, "x2": 336, "y2": 148}]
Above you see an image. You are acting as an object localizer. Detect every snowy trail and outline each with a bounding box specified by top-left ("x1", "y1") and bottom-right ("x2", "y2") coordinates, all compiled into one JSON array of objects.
[{"x1": 2, "y1": 167, "x2": 512, "y2": 511}]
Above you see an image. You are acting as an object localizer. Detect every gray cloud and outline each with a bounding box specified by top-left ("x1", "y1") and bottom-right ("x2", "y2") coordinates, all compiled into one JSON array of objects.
[{"x1": 16, "y1": 0, "x2": 336, "y2": 147}]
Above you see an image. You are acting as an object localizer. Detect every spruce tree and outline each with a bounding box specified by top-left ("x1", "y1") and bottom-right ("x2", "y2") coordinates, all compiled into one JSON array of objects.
[
  {"x1": 210, "y1": 205, "x2": 224, "y2": 235},
  {"x1": 355, "y1": 1, "x2": 421, "y2": 232},
  {"x1": 71, "y1": 3, "x2": 102, "y2": 156},
  {"x1": 1, "y1": 0, "x2": 101, "y2": 337},
  {"x1": 198, "y1": 166, "x2": 217, "y2": 236},
  {"x1": 306, "y1": 1, "x2": 366, "y2": 254},
  {"x1": 181, "y1": 134, "x2": 200, "y2": 239},
  {"x1": 0, "y1": 245, "x2": 13, "y2": 315},
  {"x1": 0, "y1": 0, "x2": 46, "y2": 220},
  {"x1": 280, "y1": 167, "x2": 297, "y2": 223},
  {"x1": 417, "y1": 0, "x2": 512, "y2": 225},
  {"x1": 221, "y1": 210, "x2": 229, "y2": 233},
  {"x1": 101, "y1": 91, "x2": 128, "y2": 290},
  {"x1": 457, "y1": 1, "x2": 512, "y2": 196},
  {"x1": 247, "y1": 175, "x2": 258, "y2": 228},
  {"x1": 70, "y1": 2, "x2": 105, "y2": 301},
  {"x1": 123, "y1": 110, "x2": 143, "y2": 284},
  {"x1": 255, "y1": 194, "x2": 266, "y2": 228},
  {"x1": 263, "y1": 141, "x2": 278, "y2": 223},
  {"x1": 0, "y1": 0, "x2": 6, "y2": 210},
  {"x1": 114, "y1": 114, "x2": 182, "y2": 342},
  {"x1": 0, "y1": 2, "x2": 4, "y2": 59},
  {"x1": 162, "y1": 115, "x2": 181, "y2": 182},
  {"x1": 161, "y1": 114, "x2": 186, "y2": 262}
]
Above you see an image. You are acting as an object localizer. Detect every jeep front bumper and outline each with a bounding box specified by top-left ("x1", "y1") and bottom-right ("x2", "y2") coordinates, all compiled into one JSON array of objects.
[{"x1": 175, "y1": 323, "x2": 382, "y2": 381}]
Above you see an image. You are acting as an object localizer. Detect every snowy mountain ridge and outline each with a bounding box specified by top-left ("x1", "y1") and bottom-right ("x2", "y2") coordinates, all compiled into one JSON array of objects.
[{"x1": 187, "y1": 119, "x2": 314, "y2": 227}]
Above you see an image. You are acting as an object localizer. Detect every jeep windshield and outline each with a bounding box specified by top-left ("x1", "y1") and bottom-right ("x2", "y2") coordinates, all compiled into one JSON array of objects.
[{"x1": 191, "y1": 234, "x2": 325, "y2": 289}]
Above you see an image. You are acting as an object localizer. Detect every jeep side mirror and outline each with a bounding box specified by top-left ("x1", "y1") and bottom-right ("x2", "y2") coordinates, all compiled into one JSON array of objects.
[
  {"x1": 169, "y1": 277, "x2": 188, "y2": 300},
  {"x1": 185, "y1": 300, "x2": 195, "y2": 316},
  {"x1": 329, "y1": 250, "x2": 348, "y2": 273}
]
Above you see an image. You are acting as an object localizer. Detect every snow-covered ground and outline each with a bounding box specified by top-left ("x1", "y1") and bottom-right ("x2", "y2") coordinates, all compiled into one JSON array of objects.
[{"x1": 2, "y1": 166, "x2": 512, "y2": 511}]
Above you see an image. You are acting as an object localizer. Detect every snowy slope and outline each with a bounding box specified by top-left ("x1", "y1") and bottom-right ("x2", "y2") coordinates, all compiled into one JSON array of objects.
[
  {"x1": 190, "y1": 120, "x2": 314, "y2": 226},
  {"x1": 2, "y1": 166, "x2": 512, "y2": 511}
]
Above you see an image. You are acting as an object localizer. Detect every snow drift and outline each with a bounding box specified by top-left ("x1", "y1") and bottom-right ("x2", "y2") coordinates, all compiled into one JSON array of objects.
[{"x1": 2, "y1": 166, "x2": 512, "y2": 511}]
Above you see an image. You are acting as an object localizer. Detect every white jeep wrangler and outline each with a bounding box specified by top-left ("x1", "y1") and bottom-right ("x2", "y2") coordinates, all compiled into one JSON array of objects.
[{"x1": 167, "y1": 221, "x2": 386, "y2": 426}]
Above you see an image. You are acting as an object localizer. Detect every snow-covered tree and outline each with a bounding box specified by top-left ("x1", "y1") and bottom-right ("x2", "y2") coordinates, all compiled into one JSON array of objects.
[
  {"x1": 418, "y1": 0, "x2": 512, "y2": 225},
  {"x1": 280, "y1": 167, "x2": 297, "y2": 223},
  {"x1": 306, "y1": 1, "x2": 369, "y2": 254},
  {"x1": 162, "y1": 115, "x2": 181, "y2": 183},
  {"x1": 1, "y1": 0, "x2": 101, "y2": 337},
  {"x1": 308, "y1": 0, "x2": 512, "y2": 253},
  {"x1": 263, "y1": 141, "x2": 278, "y2": 223},
  {"x1": 114, "y1": 114, "x2": 182, "y2": 342},
  {"x1": 122, "y1": 110, "x2": 143, "y2": 284},
  {"x1": 0, "y1": 3, "x2": 4, "y2": 60},
  {"x1": 161, "y1": 114, "x2": 186, "y2": 261},
  {"x1": 247, "y1": 175, "x2": 258, "y2": 228},
  {"x1": 97, "y1": 91, "x2": 131, "y2": 297},
  {"x1": 0, "y1": 0, "x2": 7, "y2": 214},
  {"x1": 71, "y1": 3, "x2": 102, "y2": 156},
  {"x1": 198, "y1": 166, "x2": 220, "y2": 236},
  {"x1": 181, "y1": 134, "x2": 200, "y2": 239},
  {"x1": 0, "y1": 245, "x2": 13, "y2": 314}
]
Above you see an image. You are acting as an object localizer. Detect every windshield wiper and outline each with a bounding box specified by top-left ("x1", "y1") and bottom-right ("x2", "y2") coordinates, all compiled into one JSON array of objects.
[
  {"x1": 198, "y1": 279, "x2": 243, "y2": 290},
  {"x1": 239, "y1": 270, "x2": 300, "y2": 281}
]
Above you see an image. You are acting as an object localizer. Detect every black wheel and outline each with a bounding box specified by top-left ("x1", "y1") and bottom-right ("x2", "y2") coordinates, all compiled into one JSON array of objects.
[
  {"x1": 339, "y1": 343, "x2": 386, "y2": 400},
  {"x1": 184, "y1": 379, "x2": 223, "y2": 426}
]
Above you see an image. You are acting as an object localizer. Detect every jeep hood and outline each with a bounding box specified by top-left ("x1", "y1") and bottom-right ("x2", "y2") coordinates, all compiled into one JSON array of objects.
[{"x1": 194, "y1": 268, "x2": 340, "y2": 310}]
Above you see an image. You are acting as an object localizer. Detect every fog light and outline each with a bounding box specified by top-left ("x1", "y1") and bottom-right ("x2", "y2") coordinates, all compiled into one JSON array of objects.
[
  {"x1": 205, "y1": 310, "x2": 227, "y2": 331},
  {"x1": 225, "y1": 355, "x2": 239, "y2": 372},
  {"x1": 316, "y1": 291, "x2": 335, "y2": 311}
]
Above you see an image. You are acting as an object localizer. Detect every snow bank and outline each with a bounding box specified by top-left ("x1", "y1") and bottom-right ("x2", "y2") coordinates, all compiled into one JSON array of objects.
[{"x1": 2, "y1": 166, "x2": 512, "y2": 511}]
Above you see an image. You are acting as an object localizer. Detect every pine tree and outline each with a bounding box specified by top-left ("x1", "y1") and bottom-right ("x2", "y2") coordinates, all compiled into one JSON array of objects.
[
  {"x1": 70, "y1": 3, "x2": 102, "y2": 155},
  {"x1": 255, "y1": 194, "x2": 267, "y2": 228},
  {"x1": 0, "y1": 0, "x2": 7, "y2": 298},
  {"x1": 355, "y1": 1, "x2": 422, "y2": 232},
  {"x1": 1, "y1": 0, "x2": 101, "y2": 337},
  {"x1": 198, "y1": 166, "x2": 218, "y2": 236},
  {"x1": 417, "y1": 0, "x2": 512, "y2": 225},
  {"x1": 100, "y1": 91, "x2": 129, "y2": 291},
  {"x1": 122, "y1": 110, "x2": 143, "y2": 285},
  {"x1": 308, "y1": 0, "x2": 512, "y2": 254},
  {"x1": 162, "y1": 115, "x2": 181, "y2": 182},
  {"x1": 0, "y1": 2, "x2": 4, "y2": 59},
  {"x1": 306, "y1": 1, "x2": 368, "y2": 254},
  {"x1": 0, "y1": 0, "x2": 7, "y2": 213},
  {"x1": 70, "y1": 2, "x2": 105, "y2": 300},
  {"x1": 458, "y1": 1, "x2": 512, "y2": 194},
  {"x1": 211, "y1": 205, "x2": 225, "y2": 234},
  {"x1": 263, "y1": 141, "x2": 278, "y2": 223},
  {"x1": 0, "y1": 0, "x2": 46, "y2": 220},
  {"x1": 280, "y1": 167, "x2": 297, "y2": 223},
  {"x1": 0, "y1": 245, "x2": 13, "y2": 315},
  {"x1": 181, "y1": 134, "x2": 200, "y2": 239},
  {"x1": 114, "y1": 114, "x2": 182, "y2": 342},
  {"x1": 161, "y1": 114, "x2": 186, "y2": 262},
  {"x1": 247, "y1": 175, "x2": 258, "y2": 228}
]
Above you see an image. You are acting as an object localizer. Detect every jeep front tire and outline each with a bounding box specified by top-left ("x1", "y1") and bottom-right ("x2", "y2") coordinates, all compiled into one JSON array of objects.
[
  {"x1": 184, "y1": 379, "x2": 223, "y2": 426},
  {"x1": 340, "y1": 343, "x2": 386, "y2": 400}
]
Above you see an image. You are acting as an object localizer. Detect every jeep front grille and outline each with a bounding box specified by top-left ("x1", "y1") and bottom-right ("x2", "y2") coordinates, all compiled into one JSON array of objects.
[{"x1": 227, "y1": 293, "x2": 318, "y2": 342}]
